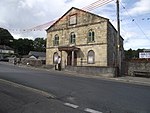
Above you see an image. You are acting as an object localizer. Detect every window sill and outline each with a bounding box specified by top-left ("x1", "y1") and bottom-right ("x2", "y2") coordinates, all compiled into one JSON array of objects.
[
  {"x1": 53, "y1": 45, "x2": 59, "y2": 47},
  {"x1": 87, "y1": 41, "x2": 95, "y2": 44},
  {"x1": 69, "y1": 43, "x2": 76, "y2": 46}
]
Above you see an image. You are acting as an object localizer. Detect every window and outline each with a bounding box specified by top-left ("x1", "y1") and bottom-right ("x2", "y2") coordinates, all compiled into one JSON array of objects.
[
  {"x1": 53, "y1": 52, "x2": 58, "y2": 64},
  {"x1": 69, "y1": 14, "x2": 77, "y2": 25},
  {"x1": 70, "y1": 32, "x2": 76, "y2": 44},
  {"x1": 53, "y1": 34, "x2": 59, "y2": 46},
  {"x1": 87, "y1": 50, "x2": 95, "y2": 64},
  {"x1": 88, "y1": 30, "x2": 95, "y2": 42}
]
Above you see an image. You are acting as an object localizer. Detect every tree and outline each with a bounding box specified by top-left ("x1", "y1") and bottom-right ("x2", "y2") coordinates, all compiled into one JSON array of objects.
[
  {"x1": 33, "y1": 38, "x2": 46, "y2": 52},
  {"x1": 0, "y1": 28, "x2": 14, "y2": 47},
  {"x1": 125, "y1": 48, "x2": 133, "y2": 60},
  {"x1": 125, "y1": 48, "x2": 144, "y2": 60},
  {"x1": 13, "y1": 38, "x2": 34, "y2": 55}
]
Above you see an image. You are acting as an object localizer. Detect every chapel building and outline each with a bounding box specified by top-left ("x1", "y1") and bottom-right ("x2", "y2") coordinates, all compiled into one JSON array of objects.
[{"x1": 46, "y1": 7, "x2": 124, "y2": 69}]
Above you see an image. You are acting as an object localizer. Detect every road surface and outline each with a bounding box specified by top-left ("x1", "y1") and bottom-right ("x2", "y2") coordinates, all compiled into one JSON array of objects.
[
  {"x1": 0, "y1": 79, "x2": 85, "y2": 113},
  {"x1": 0, "y1": 62, "x2": 150, "y2": 113}
]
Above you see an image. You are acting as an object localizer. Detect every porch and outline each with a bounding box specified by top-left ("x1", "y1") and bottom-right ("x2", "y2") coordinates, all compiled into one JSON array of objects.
[{"x1": 58, "y1": 46, "x2": 80, "y2": 66}]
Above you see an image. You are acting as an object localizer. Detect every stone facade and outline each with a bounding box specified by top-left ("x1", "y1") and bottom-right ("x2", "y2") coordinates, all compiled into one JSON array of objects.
[{"x1": 46, "y1": 7, "x2": 124, "y2": 69}]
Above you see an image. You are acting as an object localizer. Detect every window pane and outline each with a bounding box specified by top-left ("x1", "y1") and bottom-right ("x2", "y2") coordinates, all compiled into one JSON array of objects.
[
  {"x1": 88, "y1": 30, "x2": 94, "y2": 42},
  {"x1": 54, "y1": 35, "x2": 59, "y2": 46},
  {"x1": 88, "y1": 56, "x2": 94, "y2": 63},
  {"x1": 70, "y1": 32, "x2": 76, "y2": 44},
  {"x1": 92, "y1": 32, "x2": 94, "y2": 41},
  {"x1": 53, "y1": 52, "x2": 58, "y2": 64},
  {"x1": 87, "y1": 50, "x2": 95, "y2": 64},
  {"x1": 89, "y1": 32, "x2": 91, "y2": 37}
]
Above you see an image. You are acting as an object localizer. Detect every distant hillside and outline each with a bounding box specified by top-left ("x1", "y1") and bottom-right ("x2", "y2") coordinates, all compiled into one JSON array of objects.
[{"x1": 0, "y1": 27, "x2": 14, "y2": 46}]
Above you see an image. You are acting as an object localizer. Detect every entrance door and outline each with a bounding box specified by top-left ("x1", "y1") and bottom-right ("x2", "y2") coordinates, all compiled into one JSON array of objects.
[{"x1": 67, "y1": 51, "x2": 77, "y2": 66}]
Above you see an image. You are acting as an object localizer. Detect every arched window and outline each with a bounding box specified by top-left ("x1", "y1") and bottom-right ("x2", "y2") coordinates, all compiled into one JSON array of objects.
[
  {"x1": 70, "y1": 32, "x2": 76, "y2": 44},
  {"x1": 88, "y1": 30, "x2": 95, "y2": 42},
  {"x1": 87, "y1": 50, "x2": 95, "y2": 64},
  {"x1": 53, "y1": 34, "x2": 59, "y2": 46},
  {"x1": 53, "y1": 52, "x2": 58, "y2": 64}
]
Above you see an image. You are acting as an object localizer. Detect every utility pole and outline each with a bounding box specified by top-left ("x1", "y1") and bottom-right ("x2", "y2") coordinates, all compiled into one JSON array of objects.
[{"x1": 116, "y1": 0, "x2": 121, "y2": 76}]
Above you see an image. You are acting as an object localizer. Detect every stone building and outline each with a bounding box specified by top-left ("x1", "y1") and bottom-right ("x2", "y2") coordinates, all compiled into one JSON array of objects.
[
  {"x1": 0, "y1": 45, "x2": 14, "y2": 60},
  {"x1": 46, "y1": 7, "x2": 124, "y2": 70}
]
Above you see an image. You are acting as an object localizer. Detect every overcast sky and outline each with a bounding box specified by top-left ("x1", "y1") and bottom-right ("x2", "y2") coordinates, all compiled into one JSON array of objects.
[{"x1": 0, "y1": 0, "x2": 150, "y2": 50}]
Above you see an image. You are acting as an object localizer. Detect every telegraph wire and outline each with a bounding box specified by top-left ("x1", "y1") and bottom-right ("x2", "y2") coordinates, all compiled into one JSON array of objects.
[
  {"x1": 82, "y1": 0, "x2": 106, "y2": 9},
  {"x1": 82, "y1": 0, "x2": 114, "y2": 11},
  {"x1": 10, "y1": 0, "x2": 149, "y2": 33},
  {"x1": 120, "y1": 1, "x2": 150, "y2": 42},
  {"x1": 29, "y1": 0, "x2": 114, "y2": 31},
  {"x1": 7, "y1": 0, "x2": 114, "y2": 32},
  {"x1": 4, "y1": 0, "x2": 150, "y2": 33}
]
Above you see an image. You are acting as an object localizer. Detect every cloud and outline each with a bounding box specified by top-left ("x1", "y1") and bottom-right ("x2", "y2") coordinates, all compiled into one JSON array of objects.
[
  {"x1": 127, "y1": 0, "x2": 150, "y2": 16},
  {"x1": 0, "y1": 0, "x2": 68, "y2": 39},
  {"x1": 124, "y1": 38, "x2": 150, "y2": 50},
  {"x1": 12, "y1": 30, "x2": 46, "y2": 39},
  {"x1": 0, "y1": 0, "x2": 149, "y2": 50},
  {"x1": 122, "y1": 23, "x2": 150, "y2": 50},
  {"x1": 65, "y1": 0, "x2": 74, "y2": 3},
  {"x1": 0, "y1": 0, "x2": 97, "y2": 31},
  {"x1": 34, "y1": 11, "x2": 46, "y2": 17}
]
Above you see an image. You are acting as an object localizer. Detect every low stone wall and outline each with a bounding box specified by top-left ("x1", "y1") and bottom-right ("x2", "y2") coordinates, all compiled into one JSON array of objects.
[
  {"x1": 9, "y1": 58, "x2": 21, "y2": 64},
  {"x1": 65, "y1": 66, "x2": 117, "y2": 77},
  {"x1": 42, "y1": 65, "x2": 54, "y2": 69},
  {"x1": 128, "y1": 62, "x2": 150, "y2": 76},
  {"x1": 21, "y1": 58, "x2": 43, "y2": 66}
]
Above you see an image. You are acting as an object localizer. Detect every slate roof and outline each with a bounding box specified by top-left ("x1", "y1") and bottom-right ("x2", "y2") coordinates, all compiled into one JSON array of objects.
[{"x1": 28, "y1": 51, "x2": 46, "y2": 58}]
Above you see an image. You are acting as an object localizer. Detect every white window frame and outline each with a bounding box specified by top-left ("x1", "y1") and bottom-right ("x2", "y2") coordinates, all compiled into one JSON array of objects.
[
  {"x1": 53, "y1": 52, "x2": 58, "y2": 64},
  {"x1": 87, "y1": 50, "x2": 95, "y2": 64}
]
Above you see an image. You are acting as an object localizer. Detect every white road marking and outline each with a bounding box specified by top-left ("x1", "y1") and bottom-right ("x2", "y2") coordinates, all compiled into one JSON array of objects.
[
  {"x1": 1, "y1": 79, "x2": 104, "y2": 113},
  {"x1": 64, "y1": 103, "x2": 79, "y2": 109},
  {"x1": 0, "y1": 79, "x2": 55, "y2": 98},
  {"x1": 84, "y1": 108, "x2": 102, "y2": 113}
]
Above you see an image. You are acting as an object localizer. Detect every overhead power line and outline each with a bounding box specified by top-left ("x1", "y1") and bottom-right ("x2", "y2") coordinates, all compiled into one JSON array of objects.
[
  {"x1": 82, "y1": 0, "x2": 114, "y2": 11},
  {"x1": 29, "y1": 20, "x2": 56, "y2": 31},
  {"x1": 120, "y1": 2, "x2": 150, "y2": 42},
  {"x1": 29, "y1": 0, "x2": 114, "y2": 31},
  {"x1": 7, "y1": 0, "x2": 114, "y2": 32}
]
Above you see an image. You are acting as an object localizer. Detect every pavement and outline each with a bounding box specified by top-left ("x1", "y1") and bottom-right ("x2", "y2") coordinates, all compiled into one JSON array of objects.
[
  {"x1": 62, "y1": 69, "x2": 150, "y2": 86},
  {"x1": 110, "y1": 76, "x2": 150, "y2": 86}
]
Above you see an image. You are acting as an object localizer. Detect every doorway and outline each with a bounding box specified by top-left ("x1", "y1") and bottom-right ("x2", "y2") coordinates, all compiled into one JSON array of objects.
[{"x1": 67, "y1": 51, "x2": 77, "y2": 66}]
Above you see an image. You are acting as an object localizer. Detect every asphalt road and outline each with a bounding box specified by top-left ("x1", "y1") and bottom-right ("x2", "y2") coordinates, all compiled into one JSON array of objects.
[
  {"x1": 0, "y1": 79, "x2": 85, "y2": 113},
  {"x1": 0, "y1": 62, "x2": 150, "y2": 113}
]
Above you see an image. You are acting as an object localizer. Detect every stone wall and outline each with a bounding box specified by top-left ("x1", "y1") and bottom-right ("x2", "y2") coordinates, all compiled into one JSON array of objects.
[
  {"x1": 47, "y1": 22, "x2": 108, "y2": 47},
  {"x1": 46, "y1": 22, "x2": 109, "y2": 66},
  {"x1": 46, "y1": 7, "x2": 109, "y2": 66},
  {"x1": 47, "y1": 8, "x2": 107, "y2": 32},
  {"x1": 21, "y1": 58, "x2": 43, "y2": 66},
  {"x1": 65, "y1": 66, "x2": 117, "y2": 77},
  {"x1": 107, "y1": 23, "x2": 117, "y2": 67},
  {"x1": 128, "y1": 62, "x2": 150, "y2": 76},
  {"x1": 46, "y1": 7, "x2": 124, "y2": 68},
  {"x1": 46, "y1": 44, "x2": 108, "y2": 67}
]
